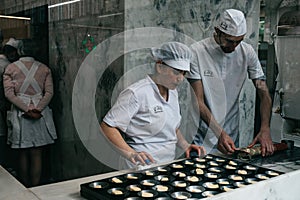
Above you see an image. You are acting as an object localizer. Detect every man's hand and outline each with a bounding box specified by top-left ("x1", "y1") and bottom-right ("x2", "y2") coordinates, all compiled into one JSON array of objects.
[
  {"x1": 185, "y1": 144, "x2": 206, "y2": 158},
  {"x1": 248, "y1": 128, "x2": 274, "y2": 157},
  {"x1": 217, "y1": 130, "x2": 236, "y2": 155},
  {"x1": 252, "y1": 79, "x2": 273, "y2": 157}
]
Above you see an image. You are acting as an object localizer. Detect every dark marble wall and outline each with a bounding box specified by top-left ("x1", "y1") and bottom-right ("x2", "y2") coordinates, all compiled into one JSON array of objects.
[{"x1": 48, "y1": 0, "x2": 125, "y2": 181}]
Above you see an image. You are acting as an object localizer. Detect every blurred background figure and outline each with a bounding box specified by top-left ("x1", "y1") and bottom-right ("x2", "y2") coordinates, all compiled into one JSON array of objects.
[
  {"x1": 0, "y1": 29, "x2": 3, "y2": 50},
  {"x1": 3, "y1": 41, "x2": 57, "y2": 187},
  {"x1": 0, "y1": 37, "x2": 21, "y2": 166},
  {"x1": 3, "y1": 37, "x2": 22, "y2": 63},
  {"x1": 0, "y1": 30, "x2": 9, "y2": 166}
]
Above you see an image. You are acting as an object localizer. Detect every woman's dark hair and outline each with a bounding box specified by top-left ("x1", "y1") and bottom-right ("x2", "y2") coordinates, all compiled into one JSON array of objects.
[{"x1": 3, "y1": 45, "x2": 16, "y2": 54}]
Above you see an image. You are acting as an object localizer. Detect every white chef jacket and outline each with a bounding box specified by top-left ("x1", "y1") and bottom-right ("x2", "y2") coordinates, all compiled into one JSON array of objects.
[
  {"x1": 186, "y1": 37, "x2": 264, "y2": 150},
  {"x1": 103, "y1": 75, "x2": 181, "y2": 169}
]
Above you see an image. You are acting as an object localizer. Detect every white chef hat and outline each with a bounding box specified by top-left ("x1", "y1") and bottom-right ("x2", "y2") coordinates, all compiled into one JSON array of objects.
[
  {"x1": 217, "y1": 9, "x2": 247, "y2": 37},
  {"x1": 5, "y1": 37, "x2": 24, "y2": 55},
  {"x1": 151, "y1": 41, "x2": 192, "y2": 71}
]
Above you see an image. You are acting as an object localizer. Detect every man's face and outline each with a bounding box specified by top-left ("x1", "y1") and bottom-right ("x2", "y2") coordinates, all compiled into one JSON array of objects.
[{"x1": 217, "y1": 31, "x2": 244, "y2": 53}]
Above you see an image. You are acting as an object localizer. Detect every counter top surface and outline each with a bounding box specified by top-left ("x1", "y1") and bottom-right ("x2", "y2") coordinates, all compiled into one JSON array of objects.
[
  {"x1": 29, "y1": 170, "x2": 124, "y2": 200},
  {"x1": 243, "y1": 146, "x2": 300, "y2": 173},
  {"x1": 2, "y1": 148, "x2": 300, "y2": 200},
  {"x1": 0, "y1": 165, "x2": 39, "y2": 200}
]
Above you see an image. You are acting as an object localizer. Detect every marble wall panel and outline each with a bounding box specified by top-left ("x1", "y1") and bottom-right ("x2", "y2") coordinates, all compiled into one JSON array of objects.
[{"x1": 48, "y1": 4, "x2": 125, "y2": 180}]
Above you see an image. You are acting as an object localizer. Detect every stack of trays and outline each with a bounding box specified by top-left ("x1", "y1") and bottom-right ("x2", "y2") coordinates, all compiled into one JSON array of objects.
[{"x1": 80, "y1": 154, "x2": 283, "y2": 199}]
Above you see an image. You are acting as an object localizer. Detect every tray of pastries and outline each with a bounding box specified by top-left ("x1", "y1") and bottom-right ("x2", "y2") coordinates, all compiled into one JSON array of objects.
[{"x1": 80, "y1": 154, "x2": 283, "y2": 199}]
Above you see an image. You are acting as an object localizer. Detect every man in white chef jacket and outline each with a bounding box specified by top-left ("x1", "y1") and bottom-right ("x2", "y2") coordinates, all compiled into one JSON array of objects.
[{"x1": 186, "y1": 9, "x2": 274, "y2": 157}]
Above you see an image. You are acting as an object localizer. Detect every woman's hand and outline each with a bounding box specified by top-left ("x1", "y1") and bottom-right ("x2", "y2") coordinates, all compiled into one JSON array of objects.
[
  {"x1": 185, "y1": 144, "x2": 206, "y2": 158},
  {"x1": 30, "y1": 109, "x2": 43, "y2": 119},
  {"x1": 128, "y1": 151, "x2": 156, "y2": 166},
  {"x1": 22, "y1": 109, "x2": 43, "y2": 119}
]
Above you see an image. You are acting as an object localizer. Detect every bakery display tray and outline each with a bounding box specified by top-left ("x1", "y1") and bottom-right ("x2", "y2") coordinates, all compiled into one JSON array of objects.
[{"x1": 80, "y1": 154, "x2": 283, "y2": 199}]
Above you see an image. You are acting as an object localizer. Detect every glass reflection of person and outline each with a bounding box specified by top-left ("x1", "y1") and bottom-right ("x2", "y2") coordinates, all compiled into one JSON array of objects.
[
  {"x1": 100, "y1": 42, "x2": 206, "y2": 169},
  {"x1": 0, "y1": 38, "x2": 22, "y2": 166},
  {"x1": 3, "y1": 43, "x2": 57, "y2": 187}
]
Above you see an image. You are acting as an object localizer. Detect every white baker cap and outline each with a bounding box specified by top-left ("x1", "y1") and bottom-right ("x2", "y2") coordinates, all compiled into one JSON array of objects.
[
  {"x1": 217, "y1": 9, "x2": 247, "y2": 36},
  {"x1": 6, "y1": 38, "x2": 19, "y2": 49},
  {"x1": 5, "y1": 38, "x2": 24, "y2": 55},
  {"x1": 151, "y1": 41, "x2": 192, "y2": 72}
]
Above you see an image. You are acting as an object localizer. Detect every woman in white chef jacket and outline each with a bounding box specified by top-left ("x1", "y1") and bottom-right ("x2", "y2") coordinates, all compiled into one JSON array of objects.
[{"x1": 100, "y1": 42, "x2": 206, "y2": 169}]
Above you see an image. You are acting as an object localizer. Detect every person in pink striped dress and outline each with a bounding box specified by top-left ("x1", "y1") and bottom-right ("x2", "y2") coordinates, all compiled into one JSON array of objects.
[{"x1": 3, "y1": 46, "x2": 57, "y2": 187}]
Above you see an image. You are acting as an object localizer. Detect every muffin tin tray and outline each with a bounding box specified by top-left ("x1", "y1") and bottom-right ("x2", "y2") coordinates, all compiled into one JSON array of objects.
[{"x1": 80, "y1": 154, "x2": 283, "y2": 199}]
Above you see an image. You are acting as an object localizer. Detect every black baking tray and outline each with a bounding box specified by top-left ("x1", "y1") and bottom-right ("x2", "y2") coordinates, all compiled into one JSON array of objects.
[{"x1": 80, "y1": 154, "x2": 284, "y2": 200}]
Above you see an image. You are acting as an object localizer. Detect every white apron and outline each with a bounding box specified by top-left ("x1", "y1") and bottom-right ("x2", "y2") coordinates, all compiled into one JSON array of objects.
[{"x1": 7, "y1": 60, "x2": 57, "y2": 148}]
